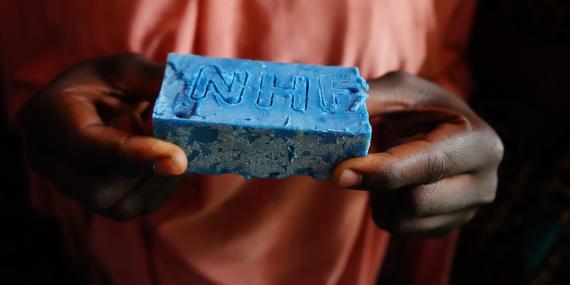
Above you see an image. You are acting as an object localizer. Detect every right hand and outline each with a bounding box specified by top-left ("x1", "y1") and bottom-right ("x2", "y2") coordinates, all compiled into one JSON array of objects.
[{"x1": 21, "y1": 54, "x2": 188, "y2": 221}]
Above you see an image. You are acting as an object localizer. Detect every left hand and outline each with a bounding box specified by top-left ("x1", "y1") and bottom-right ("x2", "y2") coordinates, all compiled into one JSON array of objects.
[
  {"x1": 21, "y1": 54, "x2": 188, "y2": 221},
  {"x1": 333, "y1": 72, "x2": 504, "y2": 236}
]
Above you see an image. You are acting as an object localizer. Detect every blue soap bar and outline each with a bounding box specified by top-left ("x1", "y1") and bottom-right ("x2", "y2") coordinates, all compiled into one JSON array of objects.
[{"x1": 153, "y1": 53, "x2": 371, "y2": 179}]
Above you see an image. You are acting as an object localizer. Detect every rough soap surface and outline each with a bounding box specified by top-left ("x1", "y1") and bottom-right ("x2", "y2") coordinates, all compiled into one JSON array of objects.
[{"x1": 153, "y1": 53, "x2": 371, "y2": 179}]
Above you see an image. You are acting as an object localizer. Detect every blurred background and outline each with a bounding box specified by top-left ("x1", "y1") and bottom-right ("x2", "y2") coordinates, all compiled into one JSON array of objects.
[
  {"x1": 1, "y1": 0, "x2": 568, "y2": 284},
  {"x1": 452, "y1": 0, "x2": 569, "y2": 284}
]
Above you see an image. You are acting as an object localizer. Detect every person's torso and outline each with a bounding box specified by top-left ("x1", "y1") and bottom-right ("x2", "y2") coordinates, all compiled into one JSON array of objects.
[{"x1": 1, "y1": 1, "x2": 470, "y2": 284}]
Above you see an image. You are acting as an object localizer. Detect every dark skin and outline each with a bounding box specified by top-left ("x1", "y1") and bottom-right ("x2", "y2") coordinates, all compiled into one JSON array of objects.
[
  {"x1": 334, "y1": 72, "x2": 503, "y2": 236},
  {"x1": 22, "y1": 54, "x2": 503, "y2": 235}
]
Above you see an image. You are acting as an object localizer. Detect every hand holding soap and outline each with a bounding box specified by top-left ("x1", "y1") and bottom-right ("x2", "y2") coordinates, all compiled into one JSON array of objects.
[{"x1": 153, "y1": 54, "x2": 371, "y2": 179}]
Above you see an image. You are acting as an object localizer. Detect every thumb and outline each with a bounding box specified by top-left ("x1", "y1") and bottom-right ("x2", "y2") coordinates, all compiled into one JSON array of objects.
[{"x1": 69, "y1": 123, "x2": 188, "y2": 176}]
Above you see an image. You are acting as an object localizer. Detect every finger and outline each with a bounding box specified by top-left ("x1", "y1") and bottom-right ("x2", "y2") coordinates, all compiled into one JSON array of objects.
[
  {"x1": 76, "y1": 124, "x2": 187, "y2": 176},
  {"x1": 334, "y1": 121, "x2": 500, "y2": 190},
  {"x1": 96, "y1": 54, "x2": 165, "y2": 102},
  {"x1": 371, "y1": 171, "x2": 497, "y2": 219},
  {"x1": 372, "y1": 208, "x2": 478, "y2": 237},
  {"x1": 51, "y1": 92, "x2": 186, "y2": 175},
  {"x1": 106, "y1": 175, "x2": 180, "y2": 221}
]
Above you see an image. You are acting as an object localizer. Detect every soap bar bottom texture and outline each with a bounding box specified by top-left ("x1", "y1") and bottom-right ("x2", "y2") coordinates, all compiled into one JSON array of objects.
[{"x1": 154, "y1": 123, "x2": 368, "y2": 180}]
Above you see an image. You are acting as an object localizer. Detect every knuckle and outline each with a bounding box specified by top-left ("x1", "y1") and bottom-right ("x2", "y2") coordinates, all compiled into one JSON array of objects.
[
  {"x1": 380, "y1": 162, "x2": 404, "y2": 190},
  {"x1": 482, "y1": 129, "x2": 504, "y2": 166},
  {"x1": 479, "y1": 174, "x2": 498, "y2": 205},
  {"x1": 426, "y1": 149, "x2": 448, "y2": 183},
  {"x1": 480, "y1": 192, "x2": 497, "y2": 206},
  {"x1": 492, "y1": 136, "x2": 505, "y2": 164}
]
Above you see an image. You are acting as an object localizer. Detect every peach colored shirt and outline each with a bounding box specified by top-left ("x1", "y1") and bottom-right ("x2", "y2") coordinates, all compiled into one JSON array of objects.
[{"x1": 1, "y1": 1, "x2": 475, "y2": 284}]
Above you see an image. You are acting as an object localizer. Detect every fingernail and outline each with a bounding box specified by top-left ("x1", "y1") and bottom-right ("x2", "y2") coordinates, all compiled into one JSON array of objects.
[
  {"x1": 153, "y1": 158, "x2": 176, "y2": 175},
  {"x1": 338, "y1": 170, "x2": 362, "y2": 188}
]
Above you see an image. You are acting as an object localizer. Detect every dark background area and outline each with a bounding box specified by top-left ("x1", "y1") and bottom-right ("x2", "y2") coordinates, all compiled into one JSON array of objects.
[
  {"x1": 453, "y1": 1, "x2": 569, "y2": 284},
  {"x1": 0, "y1": 73, "x2": 73, "y2": 283},
  {"x1": 1, "y1": 1, "x2": 568, "y2": 284}
]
